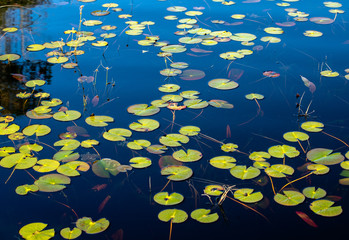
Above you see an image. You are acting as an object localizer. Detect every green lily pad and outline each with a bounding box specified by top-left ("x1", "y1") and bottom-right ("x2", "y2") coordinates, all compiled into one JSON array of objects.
[
  {"x1": 253, "y1": 161, "x2": 271, "y2": 169},
  {"x1": 34, "y1": 173, "x2": 71, "y2": 192},
  {"x1": 301, "y1": 121, "x2": 324, "y2": 132},
  {"x1": 129, "y1": 157, "x2": 152, "y2": 168},
  {"x1": 0, "y1": 146, "x2": 15, "y2": 157},
  {"x1": 208, "y1": 99, "x2": 234, "y2": 109},
  {"x1": 158, "y1": 209, "x2": 188, "y2": 223},
  {"x1": 162, "y1": 94, "x2": 183, "y2": 102},
  {"x1": 183, "y1": 99, "x2": 208, "y2": 109},
  {"x1": 153, "y1": 192, "x2": 184, "y2": 205},
  {"x1": 129, "y1": 119, "x2": 160, "y2": 132},
  {"x1": 180, "y1": 90, "x2": 199, "y2": 99},
  {"x1": 230, "y1": 165, "x2": 260, "y2": 180},
  {"x1": 159, "y1": 134, "x2": 189, "y2": 147},
  {"x1": 60, "y1": 227, "x2": 82, "y2": 239},
  {"x1": 25, "y1": 80, "x2": 46, "y2": 88},
  {"x1": 307, "y1": 148, "x2": 344, "y2": 165},
  {"x1": 283, "y1": 131, "x2": 309, "y2": 142},
  {"x1": 341, "y1": 161, "x2": 349, "y2": 170},
  {"x1": 172, "y1": 149, "x2": 202, "y2": 162},
  {"x1": 127, "y1": 139, "x2": 151, "y2": 150},
  {"x1": 92, "y1": 158, "x2": 120, "y2": 178},
  {"x1": 53, "y1": 110, "x2": 81, "y2": 121},
  {"x1": 234, "y1": 188, "x2": 263, "y2": 203},
  {"x1": 208, "y1": 78, "x2": 239, "y2": 90},
  {"x1": 159, "y1": 84, "x2": 181, "y2": 93},
  {"x1": 22, "y1": 124, "x2": 51, "y2": 137},
  {"x1": 203, "y1": 185, "x2": 224, "y2": 196},
  {"x1": 339, "y1": 178, "x2": 349, "y2": 185},
  {"x1": 19, "y1": 222, "x2": 54, "y2": 240},
  {"x1": 19, "y1": 143, "x2": 43, "y2": 154},
  {"x1": 15, "y1": 184, "x2": 39, "y2": 195},
  {"x1": 41, "y1": 98, "x2": 63, "y2": 107},
  {"x1": 33, "y1": 159, "x2": 60, "y2": 173},
  {"x1": 85, "y1": 115, "x2": 114, "y2": 127},
  {"x1": 151, "y1": 99, "x2": 169, "y2": 107},
  {"x1": 0, "y1": 53, "x2": 20, "y2": 62},
  {"x1": 268, "y1": 145, "x2": 300, "y2": 158},
  {"x1": 0, "y1": 123, "x2": 20, "y2": 135},
  {"x1": 307, "y1": 164, "x2": 330, "y2": 175},
  {"x1": 249, "y1": 151, "x2": 271, "y2": 161},
  {"x1": 0, "y1": 153, "x2": 37, "y2": 169},
  {"x1": 190, "y1": 209, "x2": 219, "y2": 223},
  {"x1": 103, "y1": 128, "x2": 132, "y2": 141},
  {"x1": 221, "y1": 143, "x2": 238, "y2": 152},
  {"x1": 265, "y1": 164, "x2": 294, "y2": 178},
  {"x1": 76, "y1": 217, "x2": 109, "y2": 234},
  {"x1": 54, "y1": 139, "x2": 80, "y2": 151},
  {"x1": 57, "y1": 161, "x2": 90, "y2": 177},
  {"x1": 209, "y1": 156, "x2": 236, "y2": 169},
  {"x1": 47, "y1": 56, "x2": 68, "y2": 64},
  {"x1": 147, "y1": 144, "x2": 168, "y2": 154},
  {"x1": 53, "y1": 151, "x2": 80, "y2": 162},
  {"x1": 161, "y1": 44, "x2": 187, "y2": 53},
  {"x1": 310, "y1": 200, "x2": 342, "y2": 217},
  {"x1": 161, "y1": 165, "x2": 193, "y2": 181},
  {"x1": 81, "y1": 139, "x2": 99, "y2": 148},
  {"x1": 179, "y1": 126, "x2": 200, "y2": 136},
  {"x1": 302, "y1": 187, "x2": 326, "y2": 199},
  {"x1": 245, "y1": 93, "x2": 264, "y2": 100},
  {"x1": 127, "y1": 104, "x2": 160, "y2": 116},
  {"x1": 274, "y1": 190, "x2": 305, "y2": 206}
]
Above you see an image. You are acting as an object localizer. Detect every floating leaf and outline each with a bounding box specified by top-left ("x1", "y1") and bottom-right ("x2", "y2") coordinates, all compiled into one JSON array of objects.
[
  {"x1": 15, "y1": 184, "x2": 39, "y2": 195},
  {"x1": 268, "y1": 145, "x2": 300, "y2": 158},
  {"x1": 310, "y1": 200, "x2": 342, "y2": 217},
  {"x1": 245, "y1": 93, "x2": 264, "y2": 100},
  {"x1": 161, "y1": 44, "x2": 187, "y2": 53},
  {"x1": 208, "y1": 78, "x2": 239, "y2": 90},
  {"x1": 147, "y1": 145, "x2": 168, "y2": 154},
  {"x1": 0, "y1": 123, "x2": 20, "y2": 135},
  {"x1": 274, "y1": 190, "x2": 305, "y2": 206},
  {"x1": 234, "y1": 188, "x2": 263, "y2": 203},
  {"x1": 103, "y1": 128, "x2": 132, "y2": 141},
  {"x1": 19, "y1": 222, "x2": 54, "y2": 240},
  {"x1": 0, "y1": 153, "x2": 37, "y2": 169},
  {"x1": 161, "y1": 165, "x2": 193, "y2": 181},
  {"x1": 76, "y1": 217, "x2": 109, "y2": 234},
  {"x1": 204, "y1": 185, "x2": 224, "y2": 196},
  {"x1": 19, "y1": 143, "x2": 43, "y2": 154},
  {"x1": 159, "y1": 84, "x2": 180, "y2": 93},
  {"x1": 154, "y1": 192, "x2": 184, "y2": 206},
  {"x1": 54, "y1": 139, "x2": 80, "y2": 151},
  {"x1": 265, "y1": 164, "x2": 294, "y2": 178},
  {"x1": 209, "y1": 99, "x2": 234, "y2": 109},
  {"x1": 302, "y1": 187, "x2": 327, "y2": 199},
  {"x1": 81, "y1": 139, "x2": 99, "y2": 148},
  {"x1": 183, "y1": 99, "x2": 208, "y2": 109},
  {"x1": 53, "y1": 111, "x2": 81, "y2": 121},
  {"x1": 172, "y1": 149, "x2": 202, "y2": 162},
  {"x1": 127, "y1": 104, "x2": 160, "y2": 116},
  {"x1": 129, "y1": 119, "x2": 160, "y2": 132},
  {"x1": 307, "y1": 164, "x2": 330, "y2": 175},
  {"x1": 249, "y1": 151, "x2": 271, "y2": 161},
  {"x1": 209, "y1": 156, "x2": 236, "y2": 169},
  {"x1": 0, "y1": 53, "x2": 20, "y2": 62},
  {"x1": 34, "y1": 174, "x2": 71, "y2": 192},
  {"x1": 221, "y1": 143, "x2": 238, "y2": 152},
  {"x1": 307, "y1": 148, "x2": 344, "y2": 165},
  {"x1": 230, "y1": 165, "x2": 260, "y2": 180},
  {"x1": 33, "y1": 159, "x2": 60, "y2": 173},
  {"x1": 159, "y1": 134, "x2": 189, "y2": 147},
  {"x1": 127, "y1": 139, "x2": 151, "y2": 150},
  {"x1": 158, "y1": 209, "x2": 188, "y2": 223},
  {"x1": 85, "y1": 115, "x2": 114, "y2": 127},
  {"x1": 25, "y1": 80, "x2": 46, "y2": 88},
  {"x1": 60, "y1": 227, "x2": 82, "y2": 239},
  {"x1": 57, "y1": 161, "x2": 90, "y2": 177},
  {"x1": 92, "y1": 158, "x2": 120, "y2": 178},
  {"x1": 129, "y1": 157, "x2": 152, "y2": 168},
  {"x1": 283, "y1": 131, "x2": 309, "y2": 142},
  {"x1": 191, "y1": 209, "x2": 219, "y2": 223},
  {"x1": 179, "y1": 126, "x2": 200, "y2": 136},
  {"x1": 0, "y1": 146, "x2": 15, "y2": 157},
  {"x1": 301, "y1": 121, "x2": 324, "y2": 132}
]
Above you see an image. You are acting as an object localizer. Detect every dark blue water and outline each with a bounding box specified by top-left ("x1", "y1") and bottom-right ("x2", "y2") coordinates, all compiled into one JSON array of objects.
[{"x1": 1, "y1": 0, "x2": 349, "y2": 239}]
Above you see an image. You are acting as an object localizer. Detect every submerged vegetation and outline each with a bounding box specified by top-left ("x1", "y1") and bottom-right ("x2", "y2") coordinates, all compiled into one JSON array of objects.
[{"x1": 0, "y1": 0, "x2": 349, "y2": 239}]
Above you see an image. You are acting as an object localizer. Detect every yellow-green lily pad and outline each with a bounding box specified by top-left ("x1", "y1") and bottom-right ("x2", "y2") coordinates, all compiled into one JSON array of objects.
[
  {"x1": 172, "y1": 149, "x2": 202, "y2": 162},
  {"x1": 310, "y1": 199, "x2": 342, "y2": 217},
  {"x1": 179, "y1": 126, "x2": 200, "y2": 136},
  {"x1": 301, "y1": 121, "x2": 324, "y2": 132},
  {"x1": 208, "y1": 78, "x2": 239, "y2": 90},
  {"x1": 274, "y1": 190, "x2": 305, "y2": 206},
  {"x1": 283, "y1": 131, "x2": 309, "y2": 142},
  {"x1": 53, "y1": 110, "x2": 81, "y2": 121},
  {"x1": 204, "y1": 185, "x2": 224, "y2": 196},
  {"x1": 15, "y1": 184, "x2": 39, "y2": 195},
  {"x1": 76, "y1": 217, "x2": 109, "y2": 234},
  {"x1": 159, "y1": 134, "x2": 189, "y2": 147},
  {"x1": 161, "y1": 165, "x2": 193, "y2": 181},
  {"x1": 153, "y1": 192, "x2": 184, "y2": 205},
  {"x1": 92, "y1": 158, "x2": 120, "y2": 178},
  {"x1": 307, "y1": 148, "x2": 344, "y2": 165},
  {"x1": 103, "y1": 128, "x2": 132, "y2": 141},
  {"x1": 54, "y1": 139, "x2": 80, "y2": 151},
  {"x1": 33, "y1": 159, "x2": 60, "y2": 173},
  {"x1": 234, "y1": 188, "x2": 263, "y2": 203},
  {"x1": 129, "y1": 119, "x2": 160, "y2": 132},
  {"x1": 129, "y1": 157, "x2": 152, "y2": 168},
  {"x1": 190, "y1": 209, "x2": 219, "y2": 223},
  {"x1": 127, "y1": 104, "x2": 160, "y2": 116},
  {"x1": 127, "y1": 139, "x2": 151, "y2": 150},
  {"x1": 85, "y1": 115, "x2": 114, "y2": 127},
  {"x1": 230, "y1": 165, "x2": 260, "y2": 180},
  {"x1": 209, "y1": 156, "x2": 236, "y2": 169},
  {"x1": 158, "y1": 209, "x2": 188, "y2": 223},
  {"x1": 302, "y1": 187, "x2": 326, "y2": 199},
  {"x1": 60, "y1": 227, "x2": 82, "y2": 239},
  {"x1": 19, "y1": 222, "x2": 54, "y2": 240},
  {"x1": 265, "y1": 164, "x2": 294, "y2": 178},
  {"x1": 34, "y1": 173, "x2": 71, "y2": 192},
  {"x1": 268, "y1": 145, "x2": 300, "y2": 158}
]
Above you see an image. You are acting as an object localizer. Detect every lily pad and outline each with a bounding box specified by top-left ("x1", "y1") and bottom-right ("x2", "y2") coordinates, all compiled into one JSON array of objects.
[
  {"x1": 183, "y1": 99, "x2": 208, "y2": 109},
  {"x1": 103, "y1": 128, "x2": 132, "y2": 141},
  {"x1": 15, "y1": 184, "x2": 39, "y2": 195},
  {"x1": 153, "y1": 192, "x2": 184, "y2": 205},
  {"x1": 307, "y1": 164, "x2": 330, "y2": 175},
  {"x1": 33, "y1": 159, "x2": 60, "y2": 173},
  {"x1": 54, "y1": 139, "x2": 80, "y2": 151},
  {"x1": 179, "y1": 126, "x2": 200, "y2": 136},
  {"x1": 19, "y1": 222, "x2": 54, "y2": 240},
  {"x1": 310, "y1": 200, "x2": 342, "y2": 217},
  {"x1": 209, "y1": 156, "x2": 236, "y2": 169},
  {"x1": 158, "y1": 209, "x2": 188, "y2": 223},
  {"x1": 53, "y1": 151, "x2": 80, "y2": 162},
  {"x1": 0, "y1": 146, "x2": 15, "y2": 157},
  {"x1": 76, "y1": 217, "x2": 109, "y2": 234},
  {"x1": 147, "y1": 145, "x2": 168, "y2": 154},
  {"x1": 53, "y1": 111, "x2": 81, "y2": 122},
  {"x1": 127, "y1": 104, "x2": 160, "y2": 116},
  {"x1": 245, "y1": 93, "x2": 264, "y2": 100},
  {"x1": 172, "y1": 149, "x2": 202, "y2": 162},
  {"x1": 209, "y1": 99, "x2": 234, "y2": 109},
  {"x1": 230, "y1": 165, "x2": 260, "y2": 180},
  {"x1": 204, "y1": 185, "x2": 224, "y2": 196},
  {"x1": 129, "y1": 157, "x2": 152, "y2": 168},
  {"x1": 268, "y1": 145, "x2": 300, "y2": 158},
  {"x1": 85, "y1": 115, "x2": 114, "y2": 127},
  {"x1": 159, "y1": 134, "x2": 189, "y2": 147},
  {"x1": 0, "y1": 123, "x2": 20, "y2": 135},
  {"x1": 34, "y1": 173, "x2": 71, "y2": 192},
  {"x1": 221, "y1": 143, "x2": 238, "y2": 152},
  {"x1": 60, "y1": 227, "x2": 82, "y2": 239},
  {"x1": 301, "y1": 121, "x2": 324, "y2": 132},
  {"x1": 159, "y1": 84, "x2": 181, "y2": 93},
  {"x1": 127, "y1": 139, "x2": 151, "y2": 150},
  {"x1": 208, "y1": 78, "x2": 239, "y2": 90},
  {"x1": 302, "y1": 187, "x2": 327, "y2": 199},
  {"x1": 129, "y1": 119, "x2": 160, "y2": 132},
  {"x1": 191, "y1": 209, "x2": 219, "y2": 223},
  {"x1": 161, "y1": 165, "x2": 193, "y2": 181},
  {"x1": 249, "y1": 151, "x2": 271, "y2": 161},
  {"x1": 0, "y1": 53, "x2": 20, "y2": 62},
  {"x1": 274, "y1": 190, "x2": 305, "y2": 206},
  {"x1": 307, "y1": 148, "x2": 344, "y2": 165},
  {"x1": 81, "y1": 139, "x2": 99, "y2": 148},
  {"x1": 57, "y1": 161, "x2": 90, "y2": 177},
  {"x1": 283, "y1": 131, "x2": 309, "y2": 142},
  {"x1": 92, "y1": 158, "x2": 120, "y2": 178},
  {"x1": 0, "y1": 153, "x2": 37, "y2": 169},
  {"x1": 19, "y1": 143, "x2": 43, "y2": 154},
  {"x1": 234, "y1": 188, "x2": 263, "y2": 203},
  {"x1": 265, "y1": 164, "x2": 294, "y2": 178}
]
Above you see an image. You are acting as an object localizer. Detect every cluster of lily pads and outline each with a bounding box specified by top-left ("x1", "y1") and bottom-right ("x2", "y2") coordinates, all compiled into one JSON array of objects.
[{"x1": 1, "y1": 0, "x2": 348, "y2": 239}]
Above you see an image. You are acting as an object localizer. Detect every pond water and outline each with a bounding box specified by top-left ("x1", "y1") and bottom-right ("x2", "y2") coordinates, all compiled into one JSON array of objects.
[{"x1": 0, "y1": 0, "x2": 349, "y2": 239}]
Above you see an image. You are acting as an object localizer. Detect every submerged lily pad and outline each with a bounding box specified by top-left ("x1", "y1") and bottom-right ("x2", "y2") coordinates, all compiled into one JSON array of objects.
[
  {"x1": 161, "y1": 165, "x2": 193, "y2": 181},
  {"x1": 19, "y1": 222, "x2": 54, "y2": 240},
  {"x1": 153, "y1": 192, "x2": 184, "y2": 206},
  {"x1": 158, "y1": 209, "x2": 188, "y2": 223},
  {"x1": 307, "y1": 148, "x2": 344, "y2": 165},
  {"x1": 34, "y1": 174, "x2": 71, "y2": 192},
  {"x1": 274, "y1": 190, "x2": 305, "y2": 206},
  {"x1": 76, "y1": 217, "x2": 109, "y2": 234},
  {"x1": 310, "y1": 200, "x2": 342, "y2": 217},
  {"x1": 191, "y1": 209, "x2": 219, "y2": 223}
]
